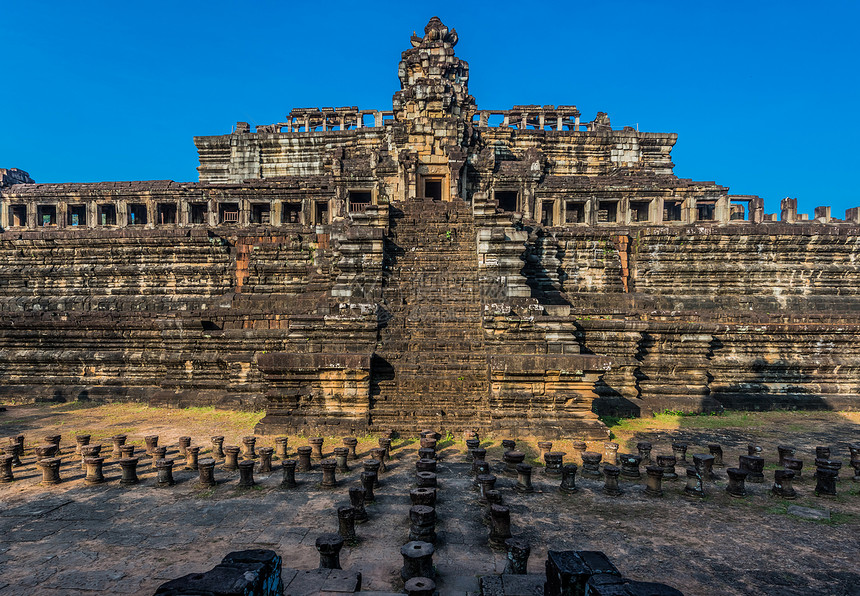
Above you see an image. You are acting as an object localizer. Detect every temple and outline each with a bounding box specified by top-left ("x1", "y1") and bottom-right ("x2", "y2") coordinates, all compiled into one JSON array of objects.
[{"x1": 1, "y1": 18, "x2": 859, "y2": 438}]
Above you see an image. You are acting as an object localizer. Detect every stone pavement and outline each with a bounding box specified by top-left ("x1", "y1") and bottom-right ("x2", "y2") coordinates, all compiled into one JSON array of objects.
[{"x1": 1, "y1": 437, "x2": 858, "y2": 595}]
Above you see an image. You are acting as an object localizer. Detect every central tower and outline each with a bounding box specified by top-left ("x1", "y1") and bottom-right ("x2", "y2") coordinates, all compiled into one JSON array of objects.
[{"x1": 391, "y1": 17, "x2": 476, "y2": 202}]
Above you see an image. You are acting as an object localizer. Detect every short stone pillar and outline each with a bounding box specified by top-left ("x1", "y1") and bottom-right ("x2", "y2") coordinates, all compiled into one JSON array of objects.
[
  {"x1": 409, "y1": 505, "x2": 437, "y2": 544},
  {"x1": 118, "y1": 458, "x2": 140, "y2": 486},
  {"x1": 320, "y1": 459, "x2": 338, "y2": 488},
  {"x1": 472, "y1": 460, "x2": 490, "y2": 484},
  {"x1": 815, "y1": 458, "x2": 842, "y2": 481},
  {"x1": 772, "y1": 469, "x2": 797, "y2": 499},
  {"x1": 296, "y1": 446, "x2": 313, "y2": 472},
  {"x1": 76, "y1": 434, "x2": 92, "y2": 455},
  {"x1": 3, "y1": 444, "x2": 21, "y2": 467},
  {"x1": 211, "y1": 436, "x2": 225, "y2": 458},
  {"x1": 120, "y1": 445, "x2": 135, "y2": 459},
  {"x1": 350, "y1": 486, "x2": 369, "y2": 522},
  {"x1": 708, "y1": 444, "x2": 724, "y2": 467},
  {"x1": 38, "y1": 457, "x2": 62, "y2": 485},
  {"x1": 223, "y1": 446, "x2": 240, "y2": 471},
  {"x1": 281, "y1": 459, "x2": 298, "y2": 489},
  {"x1": 603, "y1": 464, "x2": 622, "y2": 496},
  {"x1": 343, "y1": 437, "x2": 358, "y2": 460},
  {"x1": 417, "y1": 447, "x2": 436, "y2": 462},
  {"x1": 34, "y1": 444, "x2": 58, "y2": 461},
  {"x1": 784, "y1": 457, "x2": 804, "y2": 479},
  {"x1": 378, "y1": 437, "x2": 392, "y2": 461},
  {"x1": 84, "y1": 456, "x2": 106, "y2": 484},
  {"x1": 470, "y1": 449, "x2": 487, "y2": 475},
  {"x1": 151, "y1": 446, "x2": 166, "y2": 468},
  {"x1": 777, "y1": 445, "x2": 796, "y2": 467},
  {"x1": 274, "y1": 436, "x2": 288, "y2": 459},
  {"x1": 316, "y1": 533, "x2": 344, "y2": 570},
  {"x1": 401, "y1": 541, "x2": 435, "y2": 581},
  {"x1": 580, "y1": 452, "x2": 602, "y2": 479},
  {"x1": 572, "y1": 441, "x2": 588, "y2": 462},
  {"x1": 748, "y1": 443, "x2": 762, "y2": 456},
  {"x1": 489, "y1": 504, "x2": 513, "y2": 550},
  {"x1": 619, "y1": 454, "x2": 642, "y2": 479},
  {"x1": 178, "y1": 436, "x2": 191, "y2": 458},
  {"x1": 850, "y1": 458, "x2": 860, "y2": 483},
  {"x1": 815, "y1": 446, "x2": 831, "y2": 460},
  {"x1": 815, "y1": 466, "x2": 839, "y2": 497},
  {"x1": 725, "y1": 467, "x2": 749, "y2": 497},
  {"x1": 657, "y1": 454, "x2": 678, "y2": 480},
  {"x1": 143, "y1": 435, "x2": 157, "y2": 455},
  {"x1": 483, "y1": 490, "x2": 503, "y2": 525},
  {"x1": 45, "y1": 434, "x2": 62, "y2": 454},
  {"x1": 410, "y1": 487, "x2": 437, "y2": 508},
  {"x1": 684, "y1": 467, "x2": 705, "y2": 498},
  {"x1": 416, "y1": 471, "x2": 437, "y2": 488},
  {"x1": 421, "y1": 430, "x2": 441, "y2": 441},
  {"x1": 242, "y1": 436, "x2": 257, "y2": 460},
  {"x1": 504, "y1": 451, "x2": 525, "y2": 476},
  {"x1": 309, "y1": 437, "x2": 325, "y2": 459},
  {"x1": 544, "y1": 452, "x2": 565, "y2": 477},
  {"x1": 81, "y1": 445, "x2": 103, "y2": 470},
  {"x1": 465, "y1": 439, "x2": 480, "y2": 460},
  {"x1": 237, "y1": 460, "x2": 256, "y2": 488},
  {"x1": 849, "y1": 443, "x2": 860, "y2": 479},
  {"x1": 692, "y1": 453, "x2": 716, "y2": 481},
  {"x1": 644, "y1": 465, "x2": 664, "y2": 497},
  {"x1": 156, "y1": 459, "x2": 175, "y2": 487},
  {"x1": 256, "y1": 447, "x2": 273, "y2": 474},
  {"x1": 739, "y1": 455, "x2": 765, "y2": 483},
  {"x1": 538, "y1": 441, "x2": 553, "y2": 461},
  {"x1": 637, "y1": 442, "x2": 652, "y2": 465},
  {"x1": 111, "y1": 435, "x2": 128, "y2": 459},
  {"x1": 502, "y1": 439, "x2": 516, "y2": 452},
  {"x1": 417, "y1": 458, "x2": 437, "y2": 473},
  {"x1": 338, "y1": 506, "x2": 357, "y2": 544},
  {"x1": 197, "y1": 458, "x2": 216, "y2": 488},
  {"x1": 333, "y1": 447, "x2": 350, "y2": 473},
  {"x1": 363, "y1": 460, "x2": 381, "y2": 487},
  {"x1": 419, "y1": 437, "x2": 437, "y2": 452},
  {"x1": 515, "y1": 463, "x2": 534, "y2": 493},
  {"x1": 404, "y1": 577, "x2": 435, "y2": 596},
  {"x1": 185, "y1": 446, "x2": 200, "y2": 471},
  {"x1": 603, "y1": 442, "x2": 619, "y2": 466},
  {"x1": 560, "y1": 463, "x2": 579, "y2": 494},
  {"x1": 361, "y1": 471, "x2": 377, "y2": 502},
  {"x1": 671, "y1": 441, "x2": 688, "y2": 463},
  {"x1": 0, "y1": 455, "x2": 14, "y2": 482},
  {"x1": 504, "y1": 537, "x2": 531, "y2": 575},
  {"x1": 370, "y1": 448, "x2": 387, "y2": 473},
  {"x1": 477, "y1": 474, "x2": 497, "y2": 503}
]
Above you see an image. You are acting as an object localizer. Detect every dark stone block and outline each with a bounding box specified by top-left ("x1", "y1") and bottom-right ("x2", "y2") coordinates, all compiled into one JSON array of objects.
[{"x1": 153, "y1": 549, "x2": 283, "y2": 596}]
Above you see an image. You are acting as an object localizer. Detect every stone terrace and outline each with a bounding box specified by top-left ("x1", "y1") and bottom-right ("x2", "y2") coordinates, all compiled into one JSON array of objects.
[{"x1": 0, "y1": 405, "x2": 858, "y2": 595}]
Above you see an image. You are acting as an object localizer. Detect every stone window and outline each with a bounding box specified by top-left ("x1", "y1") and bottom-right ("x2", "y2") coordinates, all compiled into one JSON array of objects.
[
  {"x1": 218, "y1": 203, "x2": 240, "y2": 224},
  {"x1": 37, "y1": 204, "x2": 57, "y2": 226},
  {"x1": 315, "y1": 201, "x2": 330, "y2": 225},
  {"x1": 98, "y1": 204, "x2": 117, "y2": 226},
  {"x1": 664, "y1": 200, "x2": 682, "y2": 222},
  {"x1": 8, "y1": 204, "x2": 27, "y2": 227},
  {"x1": 697, "y1": 202, "x2": 715, "y2": 221},
  {"x1": 495, "y1": 190, "x2": 518, "y2": 212},
  {"x1": 282, "y1": 202, "x2": 302, "y2": 224},
  {"x1": 190, "y1": 203, "x2": 208, "y2": 224},
  {"x1": 730, "y1": 202, "x2": 746, "y2": 221},
  {"x1": 250, "y1": 203, "x2": 271, "y2": 224},
  {"x1": 597, "y1": 201, "x2": 618, "y2": 223},
  {"x1": 68, "y1": 205, "x2": 87, "y2": 226},
  {"x1": 348, "y1": 191, "x2": 372, "y2": 213},
  {"x1": 128, "y1": 203, "x2": 147, "y2": 225},
  {"x1": 540, "y1": 201, "x2": 555, "y2": 226},
  {"x1": 157, "y1": 203, "x2": 177, "y2": 225},
  {"x1": 422, "y1": 179, "x2": 443, "y2": 202},
  {"x1": 630, "y1": 201, "x2": 651, "y2": 223},
  {"x1": 565, "y1": 201, "x2": 585, "y2": 224}
]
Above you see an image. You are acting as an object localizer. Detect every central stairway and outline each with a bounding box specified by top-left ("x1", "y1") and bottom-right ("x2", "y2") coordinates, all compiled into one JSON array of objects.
[{"x1": 370, "y1": 197, "x2": 492, "y2": 430}]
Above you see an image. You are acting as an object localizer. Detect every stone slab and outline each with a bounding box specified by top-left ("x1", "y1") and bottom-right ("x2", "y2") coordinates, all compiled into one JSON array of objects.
[{"x1": 786, "y1": 505, "x2": 830, "y2": 521}]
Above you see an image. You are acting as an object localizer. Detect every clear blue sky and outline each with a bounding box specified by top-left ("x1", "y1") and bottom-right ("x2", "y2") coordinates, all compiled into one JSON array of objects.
[{"x1": 3, "y1": 1, "x2": 858, "y2": 217}]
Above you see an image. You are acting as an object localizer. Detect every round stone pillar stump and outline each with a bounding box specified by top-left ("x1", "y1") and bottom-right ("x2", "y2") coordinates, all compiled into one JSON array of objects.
[
  {"x1": 410, "y1": 487, "x2": 437, "y2": 508},
  {"x1": 619, "y1": 454, "x2": 642, "y2": 479},
  {"x1": 76, "y1": 434, "x2": 92, "y2": 455},
  {"x1": 503, "y1": 451, "x2": 525, "y2": 477},
  {"x1": 580, "y1": 452, "x2": 602, "y2": 479},
  {"x1": 401, "y1": 541, "x2": 435, "y2": 581},
  {"x1": 671, "y1": 441, "x2": 688, "y2": 463},
  {"x1": 320, "y1": 459, "x2": 338, "y2": 488},
  {"x1": 178, "y1": 436, "x2": 191, "y2": 458},
  {"x1": 281, "y1": 459, "x2": 298, "y2": 489},
  {"x1": 725, "y1": 467, "x2": 749, "y2": 498},
  {"x1": 560, "y1": 463, "x2": 579, "y2": 494},
  {"x1": 370, "y1": 448, "x2": 387, "y2": 473},
  {"x1": 644, "y1": 465, "x2": 664, "y2": 497},
  {"x1": 603, "y1": 442, "x2": 619, "y2": 466},
  {"x1": 405, "y1": 577, "x2": 435, "y2": 596},
  {"x1": 603, "y1": 464, "x2": 622, "y2": 496},
  {"x1": 156, "y1": 459, "x2": 175, "y2": 487},
  {"x1": 111, "y1": 435, "x2": 128, "y2": 459},
  {"x1": 537, "y1": 442, "x2": 553, "y2": 462},
  {"x1": 38, "y1": 457, "x2": 62, "y2": 485},
  {"x1": 118, "y1": 458, "x2": 139, "y2": 486},
  {"x1": 477, "y1": 474, "x2": 497, "y2": 503},
  {"x1": 296, "y1": 446, "x2": 313, "y2": 472},
  {"x1": 45, "y1": 434, "x2": 62, "y2": 454},
  {"x1": 223, "y1": 446, "x2": 240, "y2": 471},
  {"x1": 777, "y1": 445, "x2": 796, "y2": 467},
  {"x1": 684, "y1": 468, "x2": 705, "y2": 498},
  {"x1": 197, "y1": 457, "x2": 216, "y2": 488},
  {"x1": 657, "y1": 454, "x2": 678, "y2": 480},
  {"x1": 211, "y1": 436, "x2": 225, "y2": 459},
  {"x1": 416, "y1": 471, "x2": 437, "y2": 488},
  {"x1": 772, "y1": 469, "x2": 797, "y2": 499},
  {"x1": 237, "y1": 459, "x2": 256, "y2": 488},
  {"x1": 488, "y1": 505, "x2": 513, "y2": 550},
  {"x1": 334, "y1": 447, "x2": 350, "y2": 473},
  {"x1": 257, "y1": 447, "x2": 273, "y2": 474},
  {"x1": 739, "y1": 455, "x2": 765, "y2": 483},
  {"x1": 465, "y1": 439, "x2": 480, "y2": 460},
  {"x1": 242, "y1": 436, "x2": 257, "y2": 460},
  {"x1": 0, "y1": 455, "x2": 13, "y2": 483},
  {"x1": 274, "y1": 436, "x2": 289, "y2": 459},
  {"x1": 504, "y1": 537, "x2": 531, "y2": 575},
  {"x1": 343, "y1": 437, "x2": 358, "y2": 460},
  {"x1": 84, "y1": 457, "x2": 106, "y2": 484},
  {"x1": 544, "y1": 452, "x2": 565, "y2": 477},
  {"x1": 417, "y1": 458, "x2": 437, "y2": 473},
  {"x1": 185, "y1": 446, "x2": 200, "y2": 471},
  {"x1": 309, "y1": 437, "x2": 325, "y2": 459},
  {"x1": 316, "y1": 533, "x2": 344, "y2": 570},
  {"x1": 708, "y1": 444, "x2": 724, "y2": 467},
  {"x1": 515, "y1": 463, "x2": 534, "y2": 493},
  {"x1": 637, "y1": 442, "x2": 653, "y2": 465},
  {"x1": 361, "y1": 471, "x2": 377, "y2": 502},
  {"x1": 338, "y1": 506, "x2": 357, "y2": 544},
  {"x1": 143, "y1": 435, "x2": 157, "y2": 456},
  {"x1": 409, "y1": 504, "x2": 437, "y2": 544},
  {"x1": 349, "y1": 486, "x2": 368, "y2": 523}
]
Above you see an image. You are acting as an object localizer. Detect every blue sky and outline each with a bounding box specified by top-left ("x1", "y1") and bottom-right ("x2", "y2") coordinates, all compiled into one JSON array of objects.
[{"x1": 3, "y1": 1, "x2": 858, "y2": 217}]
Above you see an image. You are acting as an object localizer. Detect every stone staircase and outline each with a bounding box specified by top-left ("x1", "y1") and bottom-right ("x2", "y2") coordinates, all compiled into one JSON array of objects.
[{"x1": 370, "y1": 197, "x2": 491, "y2": 430}]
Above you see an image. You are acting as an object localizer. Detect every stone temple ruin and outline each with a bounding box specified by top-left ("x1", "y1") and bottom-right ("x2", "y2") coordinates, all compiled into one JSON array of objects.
[{"x1": 1, "y1": 17, "x2": 859, "y2": 438}]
